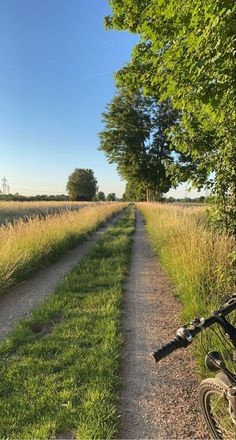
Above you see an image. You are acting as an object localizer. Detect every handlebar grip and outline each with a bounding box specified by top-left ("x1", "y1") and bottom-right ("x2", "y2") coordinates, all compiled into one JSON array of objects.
[{"x1": 152, "y1": 336, "x2": 189, "y2": 362}]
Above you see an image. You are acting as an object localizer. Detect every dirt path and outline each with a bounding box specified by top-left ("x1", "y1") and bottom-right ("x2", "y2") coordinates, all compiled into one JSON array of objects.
[
  {"x1": 0, "y1": 210, "x2": 125, "y2": 341},
  {"x1": 118, "y1": 210, "x2": 209, "y2": 440}
]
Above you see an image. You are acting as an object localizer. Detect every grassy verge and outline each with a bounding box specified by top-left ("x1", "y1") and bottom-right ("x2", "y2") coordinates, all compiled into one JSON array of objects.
[
  {"x1": 0, "y1": 203, "x2": 127, "y2": 294},
  {"x1": 0, "y1": 207, "x2": 135, "y2": 439},
  {"x1": 138, "y1": 203, "x2": 235, "y2": 372}
]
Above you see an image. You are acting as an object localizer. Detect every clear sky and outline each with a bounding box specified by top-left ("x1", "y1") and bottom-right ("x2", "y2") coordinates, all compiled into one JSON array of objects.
[{"x1": 0, "y1": 0, "x2": 203, "y2": 198}]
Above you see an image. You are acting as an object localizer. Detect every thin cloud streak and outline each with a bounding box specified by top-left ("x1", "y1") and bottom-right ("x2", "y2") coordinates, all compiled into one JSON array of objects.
[{"x1": 77, "y1": 72, "x2": 113, "y2": 81}]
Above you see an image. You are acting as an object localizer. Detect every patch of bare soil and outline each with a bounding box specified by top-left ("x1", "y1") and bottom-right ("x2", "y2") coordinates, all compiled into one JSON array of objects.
[
  {"x1": 31, "y1": 322, "x2": 53, "y2": 336},
  {"x1": 118, "y1": 210, "x2": 209, "y2": 439},
  {"x1": 55, "y1": 432, "x2": 75, "y2": 440},
  {"x1": 0, "y1": 210, "x2": 125, "y2": 341}
]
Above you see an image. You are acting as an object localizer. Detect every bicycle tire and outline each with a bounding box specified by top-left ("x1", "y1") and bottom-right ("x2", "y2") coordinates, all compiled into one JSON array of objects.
[{"x1": 199, "y1": 378, "x2": 236, "y2": 440}]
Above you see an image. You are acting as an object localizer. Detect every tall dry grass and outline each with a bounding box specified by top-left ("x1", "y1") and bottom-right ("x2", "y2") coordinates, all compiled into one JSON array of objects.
[
  {"x1": 0, "y1": 201, "x2": 91, "y2": 224},
  {"x1": 0, "y1": 203, "x2": 126, "y2": 294},
  {"x1": 139, "y1": 203, "x2": 236, "y2": 373},
  {"x1": 138, "y1": 203, "x2": 235, "y2": 319},
  {"x1": 0, "y1": 200, "x2": 87, "y2": 210}
]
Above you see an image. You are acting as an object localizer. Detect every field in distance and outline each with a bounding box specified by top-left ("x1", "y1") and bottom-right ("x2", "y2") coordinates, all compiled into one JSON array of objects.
[{"x1": 0, "y1": 201, "x2": 98, "y2": 225}]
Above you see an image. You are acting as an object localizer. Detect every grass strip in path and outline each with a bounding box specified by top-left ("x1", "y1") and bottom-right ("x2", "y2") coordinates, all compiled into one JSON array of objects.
[{"x1": 0, "y1": 207, "x2": 135, "y2": 439}]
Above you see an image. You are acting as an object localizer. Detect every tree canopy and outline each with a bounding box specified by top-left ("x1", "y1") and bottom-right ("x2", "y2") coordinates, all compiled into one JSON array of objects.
[
  {"x1": 107, "y1": 192, "x2": 116, "y2": 201},
  {"x1": 96, "y1": 191, "x2": 106, "y2": 201},
  {"x1": 66, "y1": 169, "x2": 97, "y2": 201},
  {"x1": 99, "y1": 91, "x2": 192, "y2": 200},
  {"x1": 104, "y1": 0, "x2": 236, "y2": 232}
]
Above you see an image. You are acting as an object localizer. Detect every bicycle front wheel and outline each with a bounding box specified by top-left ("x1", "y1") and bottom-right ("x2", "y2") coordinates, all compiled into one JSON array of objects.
[{"x1": 199, "y1": 378, "x2": 236, "y2": 440}]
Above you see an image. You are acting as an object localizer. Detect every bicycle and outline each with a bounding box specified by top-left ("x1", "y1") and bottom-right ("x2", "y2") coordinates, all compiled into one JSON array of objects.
[{"x1": 152, "y1": 293, "x2": 236, "y2": 439}]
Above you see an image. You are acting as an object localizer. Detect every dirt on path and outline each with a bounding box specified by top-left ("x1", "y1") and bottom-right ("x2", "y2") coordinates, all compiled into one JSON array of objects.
[
  {"x1": 118, "y1": 210, "x2": 209, "y2": 440},
  {"x1": 0, "y1": 210, "x2": 125, "y2": 342}
]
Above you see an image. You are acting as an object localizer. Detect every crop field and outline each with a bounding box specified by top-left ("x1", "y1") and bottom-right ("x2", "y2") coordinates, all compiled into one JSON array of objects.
[
  {"x1": 0, "y1": 202, "x2": 127, "y2": 294},
  {"x1": 0, "y1": 201, "x2": 94, "y2": 225},
  {"x1": 138, "y1": 203, "x2": 235, "y2": 372}
]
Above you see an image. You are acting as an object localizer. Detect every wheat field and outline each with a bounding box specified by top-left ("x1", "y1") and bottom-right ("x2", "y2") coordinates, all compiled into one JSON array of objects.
[
  {"x1": 0, "y1": 202, "x2": 126, "y2": 293},
  {"x1": 0, "y1": 201, "x2": 93, "y2": 224}
]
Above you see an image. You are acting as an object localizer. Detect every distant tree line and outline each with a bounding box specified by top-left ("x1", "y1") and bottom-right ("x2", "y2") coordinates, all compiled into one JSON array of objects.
[
  {"x1": 0, "y1": 190, "x2": 117, "y2": 203},
  {"x1": 0, "y1": 193, "x2": 69, "y2": 202},
  {"x1": 162, "y1": 196, "x2": 207, "y2": 204}
]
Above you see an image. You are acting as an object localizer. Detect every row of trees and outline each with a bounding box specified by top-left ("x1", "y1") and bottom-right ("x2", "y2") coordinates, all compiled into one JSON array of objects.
[
  {"x1": 99, "y1": 0, "x2": 235, "y2": 233},
  {"x1": 0, "y1": 194, "x2": 69, "y2": 202},
  {"x1": 96, "y1": 191, "x2": 116, "y2": 201}
]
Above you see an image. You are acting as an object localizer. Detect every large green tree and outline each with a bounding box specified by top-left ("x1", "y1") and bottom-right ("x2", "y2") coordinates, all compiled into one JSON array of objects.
[
  {"x1": 99, "y1": 91, "x2": 185, "y2": 200},
  {"x1": 66, "y1": 168, "x2": 97, "y2": 201},
  {"x1": 105, "y1": 0, "x2": 236, "y2": 232}
]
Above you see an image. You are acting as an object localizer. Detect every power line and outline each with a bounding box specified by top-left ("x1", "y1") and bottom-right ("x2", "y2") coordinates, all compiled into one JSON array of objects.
[
  {"x1": 10, "y1": 186, "x2": 67, "y2": 194},
  {"x1": 1, "y1": 179, "x2": 66, "y2": 195}
]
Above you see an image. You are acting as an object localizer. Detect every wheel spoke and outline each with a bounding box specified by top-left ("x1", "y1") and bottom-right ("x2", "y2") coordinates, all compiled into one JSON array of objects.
[{"x1": 209, "y1": 392, "x2": 236, "y2": 440}]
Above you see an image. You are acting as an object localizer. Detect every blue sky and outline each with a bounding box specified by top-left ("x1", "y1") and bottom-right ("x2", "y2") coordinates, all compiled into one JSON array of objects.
[{"x1": 0, "y1": 0, "x2": 203, "y2": 198}]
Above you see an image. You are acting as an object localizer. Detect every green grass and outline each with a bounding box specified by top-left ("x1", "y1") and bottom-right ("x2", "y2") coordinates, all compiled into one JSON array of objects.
[{"x1": 0, "y1": 207, "x2": 135, "y2": 439}]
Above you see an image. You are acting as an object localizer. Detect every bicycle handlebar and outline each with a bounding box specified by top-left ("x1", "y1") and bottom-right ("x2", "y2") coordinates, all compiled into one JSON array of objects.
[
  {"x1": 153, "y1": 294, "x2": 236, "y2": 363},
  {"x1": 153, "y1": 336, "x2": 189, "y2": 362}
]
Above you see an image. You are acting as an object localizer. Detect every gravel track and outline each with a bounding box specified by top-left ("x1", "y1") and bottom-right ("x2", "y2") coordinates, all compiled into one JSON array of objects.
[
  {"x1": 118, "y1": 210, "x2": 209, "y2": 440},
  {"x1": 0, "y1": 210, "x2": 125, "y2": 341}
]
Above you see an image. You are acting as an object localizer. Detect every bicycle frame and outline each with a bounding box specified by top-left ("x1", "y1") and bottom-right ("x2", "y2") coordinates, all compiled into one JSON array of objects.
[
  {"x1": 212, "y1": 315, "x2": 236, "y2": 350},
  {"x1": 205, "y1": 314, "x2": 236, "y2": 379}
]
